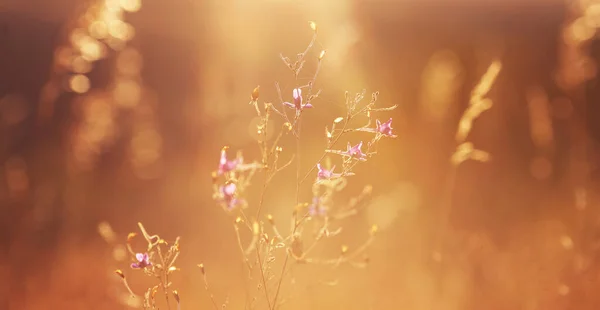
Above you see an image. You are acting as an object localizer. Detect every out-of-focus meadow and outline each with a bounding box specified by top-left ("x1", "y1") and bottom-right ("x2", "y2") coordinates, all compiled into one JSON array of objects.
[{"x1": 3, "y1": 0, "x2": 600, "y2": 309}]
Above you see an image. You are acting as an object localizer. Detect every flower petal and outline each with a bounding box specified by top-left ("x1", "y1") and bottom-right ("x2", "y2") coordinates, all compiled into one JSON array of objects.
[{"x1": 136, "y1": 253, "x2": 145, "y2": 262}]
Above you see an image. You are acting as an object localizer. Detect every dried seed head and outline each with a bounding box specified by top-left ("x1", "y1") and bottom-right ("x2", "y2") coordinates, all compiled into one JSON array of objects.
[
  {"x1": 235, "y1": 216, "x2": 243, "y2": 224},
  {"x1": 267, "y1": 214, "x2": 274, "y2": 224},
  {"x1": 198, "y1": 263, "x2": 205, "y2": 274},
  {"x1": 151, "y1": 286, "x2": 158, "y2": 299},
  {"x1": 115, "y1": 269, "x2": 125, "y2": 279},
  {"x1": 172, "y1": 290, "x2": 180, "y2": 303},
  {"x1": 275, "y1": 146, "x2": 283, "y2": 152},
  {"x1": 168, "y1": 266, "x2": 179, "y2": 272},
  {"x1": 333, "y1": 116, "x2": 344, "y2": 123},
  {"x1": 251, "y1": 85, "x2": 260, "y2": 101},
  {"x1": 252, "y1": 221, "x2": 260, "y2": 235},
  {"x1": 341, "y1": 245, "x2": 349, "y2": 255},
  {"x1": 309, "y1": 21, "x2": 317, "y2": 32}
]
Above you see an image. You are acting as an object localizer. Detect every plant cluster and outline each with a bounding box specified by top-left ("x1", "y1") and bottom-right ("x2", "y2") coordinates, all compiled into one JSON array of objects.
[{"x1": 115, "y1": 22, "x2": 397, "y2": 310}]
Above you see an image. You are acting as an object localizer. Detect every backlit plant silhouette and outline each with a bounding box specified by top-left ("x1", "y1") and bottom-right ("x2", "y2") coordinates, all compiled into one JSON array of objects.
[{"x1": 115, "y1": 21, "x2": 397, "y2": 310}]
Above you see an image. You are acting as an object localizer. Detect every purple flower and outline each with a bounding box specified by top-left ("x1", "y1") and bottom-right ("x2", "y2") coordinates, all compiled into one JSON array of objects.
[
  {"x1": 343, "y1": 142, "x2": 367, "y2": 160},
  {"x1": 218, "y1": 148, "x2": 241, "y2": 175},
  {"x1": 316, "y1": 163, "x2": 342, "y2": 180},
  {"x1": 220, "y1": 182, "x2": 243, "y2": 210},
  {"x1": 376, "y1": 118, "x2": 397, "y2": 138},
  {"x1": 283, "y1": 88, "x2": 312, "y2": 111},
  {"x1": 308, "y1": 196, "x2": 326, "y2": 217},
  {"x1": 131, "y1": 253, "x2": 151, "y2": 269}
]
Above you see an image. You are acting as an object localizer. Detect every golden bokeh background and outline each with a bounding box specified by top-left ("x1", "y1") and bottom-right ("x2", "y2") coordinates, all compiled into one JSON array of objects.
[{"x1": 3, "y1": 0, "x2": 600, "y2": 309}]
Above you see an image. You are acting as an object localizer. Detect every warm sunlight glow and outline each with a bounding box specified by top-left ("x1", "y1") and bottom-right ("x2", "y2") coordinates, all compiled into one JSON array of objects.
[{"x1": 69, "y1": 74, "x2": 91, "y2": 93}]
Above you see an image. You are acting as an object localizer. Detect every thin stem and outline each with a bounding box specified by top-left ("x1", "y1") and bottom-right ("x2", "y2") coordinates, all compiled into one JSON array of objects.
[
  {"x1": 299, "y1": 116, "x2": 350, "y2": 184},
  {"x1": 432, "y1": 162, "x2": 458, "y2": 295},
  {"x1": 156, "y1": 245, "x2": 172, "y2": 310},
  {"x1": 255, "y1": 168, "x2": 270, "y2": 219},
  {"x1": 201, "y1": 269, "x2": 220, "y2": 310},
  {"x1": 256, "y1": 248, "x2": 273, "y2": 310}
]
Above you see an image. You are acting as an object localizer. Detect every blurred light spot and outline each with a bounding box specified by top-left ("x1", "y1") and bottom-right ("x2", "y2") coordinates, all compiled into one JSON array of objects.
[
  {"x1": 89, "y1": 21, "x2": 108, "y2": 39},
  {"x1": 106, "y1": 37, "x2": 126, "y2": 51},
  {"x1": 530, "y1": 156, "x2": 552, "y2": 180},
  {"x1": 574, "y1": 254, "x2": 588, "y2": 272},
  {"x1": 100, "y1": 5, "x2": 124, "y2": 22},
  {"x1": 420, "y1": 49, "x2": 464, "y2": 120},
  {"x1": 248, "y1": 117, "x2": 275, "y2": 142},
  {"x1": 55, "y1": 47, "x2": 74, "y2": 67},
  {"x1": 585, "y1": 4, "x2": 600, "y2": 28},
  {"x1": 0, "y1": 94, "x2": 29, "y2": 125},
  {"x1": 105, "y1": 0, "x2": 122, "y2": 10},
  {"x1": 108, "y1": 20, "x2": 134, "y2": 41},
  {"x1": 71, "y1": 56, "x2": 92, "y2": 74},
  {"x1": 120, "y1": 0, "x2": 142, "y2": 12},
  {"x1": 560, "y1": 235, "x2": 574, "y2": 250},
  {"x1": 326, "y1": 22, "x2": 359, "y2": 70},
  {"x1": 113, "y1": 79, "x2": 141, "y2": 108},
  {"x1": 367, "y1": 182, "x2": 421, "y2": 231},
  {"x1": 69, "y1": 28, "x2": 88, "y2": 47},
  {"x1": 120, "y1": 292, "x2": 142, "y2": 307},
  {"x1": 130, "y1": 129, "x2": 162, "y2": 167},
  {"x1": 558, "y1": 284, "x2": 570, "y2": 296},
  {"x1": 113, "y1": 244, "x2": 127, "y2": 261},
  {"x1": 116, "y1": 48, "x2": 143, "y2": 76},
  {"x1": 98, "y1": 221, "x2": 116, "y2": 243},
  {"x1": 79, "y1": 37, "x2": 106, "y2": 61},
  {"x1": 5, "y1": 157, "x2": 29, "y2": 197},
  {"x1": 526, "y1": 86, "x2": 553, "y2": 148},
  {"x1": 70, "y1": 95, "x2": 117, "y2": 170},
  {"x1": 575, "y1": 187, "x2": 587, "y2": 210},
  {"x1": 69, "y1": 75, "x2": 91, "y2": 94},
  {"x1": 569, "y1": 17, "x2": 595, "y2": 43}
]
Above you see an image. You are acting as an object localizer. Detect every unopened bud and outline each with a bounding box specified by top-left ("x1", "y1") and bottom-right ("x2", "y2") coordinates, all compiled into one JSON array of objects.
[
  {"x1": 127, "y1": 232, "x2": 137, "y2": 242},
  {"x1": 318, "y1": 50, "x2": 326, "y2": 60},
  {"x1": 115, "y1": 269, "x2": 125, "y2": 279},
  {"x1": 251, "y1": 85, "x2": 260, "y2": 101},
  {"x1": 253, "y1": 221, "x2": 260, "y2": 235}
]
